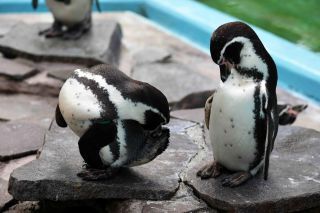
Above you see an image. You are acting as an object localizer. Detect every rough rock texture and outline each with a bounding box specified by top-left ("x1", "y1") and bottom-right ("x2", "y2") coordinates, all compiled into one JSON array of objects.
[
  {"x1": 8, "y1": 119, "x2": 199, "y2": 201},
  {"x1": 0, "y1": 94, "x2": 56, "y2": 121},
  {"x1": 0, "y1": 121, "x2": 47, "y2": 161},
  {"x1": 0, "y1": 57, "x2": 38, "y2": 80},
  {"x1": 132, "y1": 62, "x2": 215, "y2": 103},
  {"x1": 184, "y1": 126, "x2": 320, "y2": 212},
  {"x1": 0, "y1": 21, "x2": 122, "y2": 66},
  {"x1": 0, "y1": 178, "x2": 13, "y2": 212}
]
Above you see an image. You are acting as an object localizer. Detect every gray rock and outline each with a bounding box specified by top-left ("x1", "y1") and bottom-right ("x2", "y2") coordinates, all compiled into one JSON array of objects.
[
  {"x1": 184, "y1": 126, "x2": 320, "y2": 212},
  {"x1": 0, "y1": 94, "x2": 56, "y2": 121},
  {"x1": 0, "y1": 121, "x2": 47, "y2": 161},
  {"x1": 0, "y1": 178, "x2": 13, "y2": 212},
  {"x1": 132, "y1": 47, "x2": 172, "y2": 65},
  {"x1": 0, "y1": 20, "x2": 20, "y2": 38},
  {"x1": 132, "y1": 63, "x2": 214, "y2": 103},
  {"x1": 4, "y1": 201, "x2": 40, "y2": 213},
  {"x1": 171, "y1": 108, "x2": 204, "y2": 124},
  {"x1": 0, "y1": 21, "x2": 122, "y2": 66},
  {"x1": 8, "y1": 119, "x2": 199, "y2": 201},
  {"x1": 0, "y1": 57, "x2": 38, "y2": 81}
]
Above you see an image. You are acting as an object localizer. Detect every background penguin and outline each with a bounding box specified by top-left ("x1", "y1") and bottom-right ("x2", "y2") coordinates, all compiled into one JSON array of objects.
[
  {"x1": 56, "y1": 64, "x2": 170, "y2": 180},
  {"x1": 32, "y1": 0, "x2": 101, "y2": 39},
  {"x1": 197, "y1": 21, "x2": 278, "y2": 187}
]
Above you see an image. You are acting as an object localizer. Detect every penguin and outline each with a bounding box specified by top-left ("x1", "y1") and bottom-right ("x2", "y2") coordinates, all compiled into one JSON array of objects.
[
  {"x1": 32, "y1": 0, "x2": 101, "y2": 39},
  {"x1": 56, "y1": 64, "x2": 170, "y2": 180},
  {"x1": 197, "y1": 21, "x2": 279, "y2": 187}
]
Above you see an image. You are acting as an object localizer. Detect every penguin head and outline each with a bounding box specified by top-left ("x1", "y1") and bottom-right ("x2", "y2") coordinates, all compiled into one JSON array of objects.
[
  {"x1": 143, "y1": 83, "x2": 170, "y2": 131},
  {"x1": 210, "y1": 21, "x2": 275, "y2": 80}
]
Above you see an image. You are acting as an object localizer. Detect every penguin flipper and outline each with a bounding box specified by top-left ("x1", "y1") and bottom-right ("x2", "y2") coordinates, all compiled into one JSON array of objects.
[
  {"x1": 78, "y1": 122, "x2": 117, "y2": 169},
  {"x1": 263, "y1": 97, "x2": 278, "y2": 180},
  {"x1": 204, "y1": 94, "x2": 214, "y2": 129},
  {"x1": 55, "y1": 105, "x2": 67, "y2": 128},
  {"x1": 95, "y1": 0, "x2": 101, "y2": 12},
  {"x1": 32, "y1": 0, "x2": 38, "y2": 9}
]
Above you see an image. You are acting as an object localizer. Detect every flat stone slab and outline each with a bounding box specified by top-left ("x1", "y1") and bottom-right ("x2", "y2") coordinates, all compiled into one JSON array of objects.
[
  {"x1": 0, "y1": 57, "x2": 38, "y2": 80},
  {"x1": 171, "y1": 108, "x2": 204, "y2": 124},
  {"x1": 0, "y1": 21, "x2": 122, "y2": 66},
  {"x1": 0, "y1": 94, "x2": 56, "y2": 121},
  {"x1": 184, "y1": 126, "x2": 320, "y2": 212},
  {"x1": 132, "y1": 62, "x2": 214, "y2": 103},
  {"x1": 0, "y1": 121, "x2": 47, "y2": 161},
  {"x1": 8, "y1": 119, "x2": 199, "y2": 201}
]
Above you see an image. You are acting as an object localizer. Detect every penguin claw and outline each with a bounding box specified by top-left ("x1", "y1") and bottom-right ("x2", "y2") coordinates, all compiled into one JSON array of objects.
[
  {"x1": 221, "y1": 171, "x2": 251, "y2": 187},
  {"x1": 77, "y1": 167, "x2": 119, "y2": 181},
  {"x1": 197, "y1": 161, "x2": 222, "y2": 179}
]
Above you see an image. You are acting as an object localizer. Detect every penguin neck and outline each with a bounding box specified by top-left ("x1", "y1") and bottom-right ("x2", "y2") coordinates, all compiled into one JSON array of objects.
[{"x1": 224, "y1": 68, "x2": 261, "y2": 86}]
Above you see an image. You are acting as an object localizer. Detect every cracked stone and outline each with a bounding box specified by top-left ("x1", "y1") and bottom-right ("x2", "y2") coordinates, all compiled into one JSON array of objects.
[
  {"x1": 8, "y1": 119, "x2": 199, "y2": 201},
  {"x1": 132, "y1": 63, "x2": 214, "y2": 103},
  {"x1": 0, "y1": 178, "x2": 13, "y2": 212},
  {"x1": 132, "y1": 47, "x2": 172, "y2": 65},
  {"x1": 0, "y1": 57, "x2": 38, "y2": 81},
  {"x1": 184, "y1": 126, "x2": 320, "y2": 212},
  {"x1": 0, "y1": 121, "x2": 46, "y2": 161},
  {"x1": 0, "y1": 21, "x2": 122, "y2": 66},
  {"x1": 0, "y1": 94, "x2": 56, "y2": 121}
]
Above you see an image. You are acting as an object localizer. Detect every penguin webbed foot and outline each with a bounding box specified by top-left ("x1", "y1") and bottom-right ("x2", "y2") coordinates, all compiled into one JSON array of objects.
[
  {"x1": 197, "y1": 161, "x2": 222, "y2": 179},
  {"x1": 62, "y1": 14, "x2": 91, "y2": 40},
  {"x1": 77, "y1": 166, "x2": 119, "y2": 181},
  {"x1": 39, "y1": 21, "x2": 63, "y2": 38},
  {"x1": 221, "y1": 171, "x2": 252, "y2": 187}
]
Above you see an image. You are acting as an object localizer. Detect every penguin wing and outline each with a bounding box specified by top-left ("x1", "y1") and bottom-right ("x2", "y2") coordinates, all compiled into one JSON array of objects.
[
  {"x1": 263, "y1": 93, "x2": 278, "y2": 180},
  {"x1": 32, "y1": 0, "x2": 38, "y2": 9},
  {"x1": 55, "y1": 105, "x2": 67, "y2": 127},
  {"x1": 204, "y1": 94, "x2": 214, "y2": 129}
]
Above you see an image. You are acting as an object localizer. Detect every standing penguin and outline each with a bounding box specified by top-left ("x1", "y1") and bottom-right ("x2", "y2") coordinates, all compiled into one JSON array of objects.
[
  {"x1": 32, "y1": 0, "x2": 101, "y2": 39},
  {"x1": 197, "y1": 22, "x2": 278, "y2": 187},
  {"x1": 56, "y1": 64, "x2": 170, "y2": 180}
]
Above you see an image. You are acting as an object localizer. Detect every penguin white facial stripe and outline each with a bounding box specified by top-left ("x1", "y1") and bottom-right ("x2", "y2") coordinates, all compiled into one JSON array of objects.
[
  {"x1": 74, "y1": 69, "x2": 162, "y2": 125},
  {"x1": 219, "y1": 37, "x2": 268, "y2": 79},
  {"x1": 111, "y1": 121, "x2": 128, "y2": 167},
  {"x1": 99, "y1": 146, "x2": 114, "y2": 166}
]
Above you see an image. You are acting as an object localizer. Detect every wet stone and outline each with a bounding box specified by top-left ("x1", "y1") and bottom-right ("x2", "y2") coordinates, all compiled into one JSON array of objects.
[
  {"x1": 184, "y1": 126, "x2": 320, "y2": 212},
  {"x1": 0, "y1": 21, "x2": 122, "y2": 66},
  {"x1": 0, "y1": 121, "x2": 46, "y2": 161},
  {"x1": 132, "y1": 62, "x2": 214, "y2": 103},
  {"x1": 0, "y1": 57, "x2": 38, "y2": 80},
  {"x1": 8, "y1": 119, "x2": 199, "y2": 201}
]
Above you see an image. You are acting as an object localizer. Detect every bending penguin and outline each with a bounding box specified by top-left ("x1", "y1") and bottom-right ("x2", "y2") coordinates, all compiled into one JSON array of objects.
[
  {"x1": 197, "y1": 22, "x2": 278, "y2": 187},
  {"x1": 56, "y1": 64, "x2": 170, "y2": 180},
  {"x1": 32, "y1": 0, "x2": 101, "y2": 39}
]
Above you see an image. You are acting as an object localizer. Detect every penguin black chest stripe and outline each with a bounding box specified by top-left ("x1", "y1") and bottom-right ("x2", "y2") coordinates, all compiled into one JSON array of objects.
[
  {"x1": 74, "y1": 69, "x2": 164, "y2": 125},
  {"x1": 72, "y1": 75, "x2": 117, "y2": 120}
]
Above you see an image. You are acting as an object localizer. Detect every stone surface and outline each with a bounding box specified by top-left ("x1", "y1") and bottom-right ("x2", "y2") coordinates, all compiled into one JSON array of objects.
[
  {"x1": 0, "y1": 121, "x2": 46, "y2": 161},
  {"x1": 0, "y1": 155, "x2": 37, "y2": 181},
  {"x1": 0, "y1": 94, "x2": 56, "y2": 121},
  {"x1": 132, "y1": 62, "x2": 215, "y2": 103},
  {"x1": 0, "y1": 21, "x2": 122, "y2": 66},
  {"x1": 171, "y1": 108, "x2": 204, "y2": 124},
  {"x1": 0, "y1": 20, "x2": 19, "y2": 38},
  {"x1": 184, "y1": 126, "x2": 320, "y2": 212},
  {"x1": 0, "y1": 178, "x2": 13, "y2": 212},
  {"x1": 8, "y1": 119, "x2": 199, "y2": 201},
  {"x1": 0, "y1": 57, "x2": 38, "y2": 80},
  {"x1": 4, "y1": 201, "x2": 40, "y2": 213},
  {"x1": 132, "y1": 47, "x2": 172, "y2": 65}
]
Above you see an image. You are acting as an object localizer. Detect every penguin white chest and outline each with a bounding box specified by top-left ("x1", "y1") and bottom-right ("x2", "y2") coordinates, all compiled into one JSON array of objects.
[
  {"x1": 46, "y1": 0, "x2": 91, "y2": 25},
  {"x1": 209, "y1": 74, "x2": 258, "y2": 172}
]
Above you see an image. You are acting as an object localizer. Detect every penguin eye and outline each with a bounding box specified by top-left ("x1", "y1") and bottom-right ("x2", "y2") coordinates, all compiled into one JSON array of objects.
[{"x1": 224, "y1": 42, "x2": 243, "y2": 64}]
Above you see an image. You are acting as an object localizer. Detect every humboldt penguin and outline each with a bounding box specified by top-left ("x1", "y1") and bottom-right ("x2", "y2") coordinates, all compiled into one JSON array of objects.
[
  {"x1": 56, "y1": 64, "x2": 170, "y2": 180},
  {"x1": 197, "y1": 21, "x2": 278, "y2": 187},
  {"x1": 32, "y1": 0, "x2": 101, "y2": 39}
]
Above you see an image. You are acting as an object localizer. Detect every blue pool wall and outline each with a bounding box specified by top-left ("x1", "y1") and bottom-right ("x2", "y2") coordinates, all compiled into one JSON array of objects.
[{"x1": 1, "y1": 0, "x2": 320, "y2": 102}]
